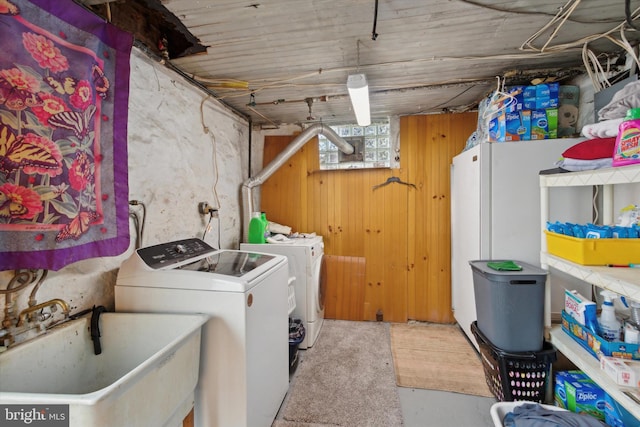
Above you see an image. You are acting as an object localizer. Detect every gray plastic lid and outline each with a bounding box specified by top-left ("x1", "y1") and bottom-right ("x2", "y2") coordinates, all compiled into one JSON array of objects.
[{"x1": 469, "y1": 259, "x2": 548, "y2": 277}]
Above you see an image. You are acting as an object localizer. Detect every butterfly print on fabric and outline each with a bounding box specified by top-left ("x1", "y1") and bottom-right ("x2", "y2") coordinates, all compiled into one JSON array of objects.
[
  {"x1": 48, "y1": 104, "x2": 96, "y2": 139},
  {"x1": 0, "y1": 124, "x2": 59, "y2": 175},
  {"x1": 91, "y1": 64, "x2": 109, "y2": 99},
  {"x1": 44, "y1": 75, "x2": 77, "y2": 95},
  {"x1": 0, "y1": 190, "x2": 27, "y2": 217},
  {"x1": 0, "y1": 75, "x2": 41, "y2": 110},
  {"x1": 55, "y1": 210, "x2": 101, "y2": 242}
]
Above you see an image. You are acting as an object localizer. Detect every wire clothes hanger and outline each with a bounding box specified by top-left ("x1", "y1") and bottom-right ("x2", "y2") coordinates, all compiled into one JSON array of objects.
[{"x1": 372, "y1": 176, "x2": 416, "y2": 190}]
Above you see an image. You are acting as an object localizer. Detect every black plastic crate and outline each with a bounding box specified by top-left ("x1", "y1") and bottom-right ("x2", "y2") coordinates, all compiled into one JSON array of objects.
[{"x1": 471, "y1": 321, "x2": 556, "y2": 402}]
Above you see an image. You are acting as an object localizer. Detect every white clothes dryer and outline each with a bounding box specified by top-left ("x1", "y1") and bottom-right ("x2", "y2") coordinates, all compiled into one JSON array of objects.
[
  {"x1": 242, "y1": 235, "x2": 325, "y2": 348},
  {"x1": 115, "y1": 238, "x2": 289, "y2": 427}
]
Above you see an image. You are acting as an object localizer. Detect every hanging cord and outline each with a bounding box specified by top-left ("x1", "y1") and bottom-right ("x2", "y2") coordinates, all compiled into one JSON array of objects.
[
  {"x1": 582, "y1": 45, "x2": 612, "y2": 92},
  {"x1": 200, "y1": 95, "x2": 222, "y2": 248},
  {"x1": 201, "y1": 210, "x2": 221, "y2": 250},
  {"x1": 520, "y1": 0, "x2": 581, "y2": 52},
  {"x1": 582, "y1": 28, "x2": 640, "y2": 92},
  {"x1": 521, "y1": 0, "x2": 640, "y2": 54},
  {"x1": 626, "y1": 0, "x2": 640, "y2": 30},
  {"x1": 371, "y1": 0, "x2": 379, "y2": 40}
]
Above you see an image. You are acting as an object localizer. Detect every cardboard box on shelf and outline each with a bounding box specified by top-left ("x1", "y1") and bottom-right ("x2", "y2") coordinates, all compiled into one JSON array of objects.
[
  {"x1": 600, "y1": 355, "x2": 640, "y2": 387},
  {"x1": 564, "y1": 289, "x2": 596, "y2": 326}
]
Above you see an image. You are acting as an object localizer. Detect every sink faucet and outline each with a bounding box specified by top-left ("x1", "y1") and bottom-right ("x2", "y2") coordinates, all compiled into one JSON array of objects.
[{"x1": 16, "y1": 299, "x2": 70, "y2": 327}]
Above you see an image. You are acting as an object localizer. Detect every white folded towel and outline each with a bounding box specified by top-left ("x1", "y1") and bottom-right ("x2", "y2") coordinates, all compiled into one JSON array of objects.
[
  {"x1": 555, "y1": 157, "x2": 613, "y2": 172},
  {"x1": 581, "y1": 118, "x2": 623, "y2": 138}
]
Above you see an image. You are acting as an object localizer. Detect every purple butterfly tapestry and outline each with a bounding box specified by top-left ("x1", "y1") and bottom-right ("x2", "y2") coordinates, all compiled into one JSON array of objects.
[{"x1": 0, "y1": 0, "x2": 132, "y2": 270}]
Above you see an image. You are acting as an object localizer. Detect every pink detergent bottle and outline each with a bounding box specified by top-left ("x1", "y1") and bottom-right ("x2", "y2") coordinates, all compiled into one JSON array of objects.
[{"x1": 613, "y1": 107, "x2": 640, "y2": 166}]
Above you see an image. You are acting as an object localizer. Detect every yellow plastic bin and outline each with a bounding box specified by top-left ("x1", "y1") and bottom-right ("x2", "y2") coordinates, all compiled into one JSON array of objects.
[{"x1": 545, "y1": 231, "x2": 640, "y2": 265}]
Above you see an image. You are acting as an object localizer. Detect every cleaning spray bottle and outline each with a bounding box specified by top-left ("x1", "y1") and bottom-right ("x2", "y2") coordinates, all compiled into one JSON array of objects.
[{"x1": 599, "y1": 290, "x2": 622, "y2": 341}]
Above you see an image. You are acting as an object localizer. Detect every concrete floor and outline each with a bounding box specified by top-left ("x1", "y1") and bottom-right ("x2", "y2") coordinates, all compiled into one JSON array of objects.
[{"x1": 399, "y1": 387, "x2": 496, "y2": 427}]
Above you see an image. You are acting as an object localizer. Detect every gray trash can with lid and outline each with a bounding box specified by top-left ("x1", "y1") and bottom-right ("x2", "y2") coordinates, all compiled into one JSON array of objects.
[{"x1": 469, "y1": 260, "x2": 548, "y2": 352}]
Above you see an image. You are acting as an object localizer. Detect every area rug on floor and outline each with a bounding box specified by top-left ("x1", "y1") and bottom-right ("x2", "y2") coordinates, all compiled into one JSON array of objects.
[
  {"x1": 390, "y1": 322, "x2": 493, "y2": 398},
  {"x1": 274, "y1": 320, "x2": 403, "y2": 427}
]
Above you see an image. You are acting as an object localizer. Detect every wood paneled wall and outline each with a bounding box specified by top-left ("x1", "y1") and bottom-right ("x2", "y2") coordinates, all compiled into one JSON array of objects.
[
  {"x1": 261, "y1": 113, "x2": 477, "y2": 323},
  {"x1": 323, "y1": 255, "x2": 366, "y2": 321}
]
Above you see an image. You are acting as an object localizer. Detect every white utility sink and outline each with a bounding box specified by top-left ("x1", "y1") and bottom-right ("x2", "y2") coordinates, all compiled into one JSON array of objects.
[{"x1": 0, "y1": 312, "x2": 208, "y2": 427}]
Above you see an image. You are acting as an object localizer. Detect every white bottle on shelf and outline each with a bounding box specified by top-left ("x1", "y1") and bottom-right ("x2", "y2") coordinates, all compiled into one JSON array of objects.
[{"x1": 599, "y1": 290, "x2": 622, "y2": 341}]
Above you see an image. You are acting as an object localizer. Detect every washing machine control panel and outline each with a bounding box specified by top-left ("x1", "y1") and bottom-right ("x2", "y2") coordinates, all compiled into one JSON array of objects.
[{"x1": 136, "y1": 238, "x2": 216, "y2": 269}]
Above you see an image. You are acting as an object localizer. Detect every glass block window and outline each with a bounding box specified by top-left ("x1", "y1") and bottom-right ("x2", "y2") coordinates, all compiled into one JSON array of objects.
[{"x1": 319, "y1": 119, "x2": 392, "y2": 170}]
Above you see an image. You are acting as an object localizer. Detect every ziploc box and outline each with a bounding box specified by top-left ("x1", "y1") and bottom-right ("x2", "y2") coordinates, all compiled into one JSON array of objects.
[
  {"x1": 531, "y1": 109, "x2": 558, "y2": 140},
  {"x1": 505, "y1": 110, "x2": 531, "y2": 141},
  {"x1": 504, "y1": 85, "x2": 525, "y2": 112},
  {"x1": 605, "y1": 393, "x2": 640, "y2": 427},
  {"x1": 524, "y1": 82, "x2": 560, "y2": 109},
  {"x1": 488, "y1": 111, "x2": 506, "y2": 142},
  {"x1": 489, "y1": 110, "x2": 531, "y2": 142},
  {"x1": 555, "y1": 370, "x2": 606, "y2": 421}
]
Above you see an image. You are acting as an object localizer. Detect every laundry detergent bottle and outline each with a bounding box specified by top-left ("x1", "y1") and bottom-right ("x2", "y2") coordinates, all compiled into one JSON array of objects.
[
  {"x1": 248, "y1": 212, "x2": 266, "y2": 243},
  {"x1": 613, "y1": 107, "x2": 640, "y2": 166},
  {"x1": 599, "y1": 290, "x2": 622, "y2": 341}
]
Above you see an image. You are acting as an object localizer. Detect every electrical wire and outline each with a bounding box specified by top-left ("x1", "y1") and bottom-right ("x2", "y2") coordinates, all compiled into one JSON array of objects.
[
  {"x1": 199, "y1": 95, "x2": 223, "y2": 247},
  {"x1": 201, "y1": 211, "x2": 221, "y2": 249},
  {"x1": 459, "y1": 0, "x2": 623, "y2": 24},
  {"x1": 626, "y1": 0, "x2": 640, "y2": 30},
  {"x1": 371, "y1": 0, "x2": 379, "y2": 41},
  {"x1": 518, "y1": 0, "x2": 640, "y2": 92},
  {"x1": 520, "y1": 0, "x2": 582, "y2": 52}
]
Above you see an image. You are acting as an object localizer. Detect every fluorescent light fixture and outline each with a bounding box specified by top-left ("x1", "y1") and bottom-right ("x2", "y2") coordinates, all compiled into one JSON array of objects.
[{"x1": 347, "y1": 73, "x2": 371, "y2": 126}]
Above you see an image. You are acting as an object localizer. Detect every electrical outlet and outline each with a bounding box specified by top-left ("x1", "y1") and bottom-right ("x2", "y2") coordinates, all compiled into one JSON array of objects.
[{"x1": 198, "y1": 202, "x2": 214, "y2": 215}]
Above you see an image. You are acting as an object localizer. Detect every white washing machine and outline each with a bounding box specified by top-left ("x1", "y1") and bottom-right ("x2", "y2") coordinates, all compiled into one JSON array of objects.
[
  {"x1": 241, "y1": 235, "x2": 325, "y2": 348},
  {"x1": 115, "y1": 238, "x2": 289, "y2": 427}
]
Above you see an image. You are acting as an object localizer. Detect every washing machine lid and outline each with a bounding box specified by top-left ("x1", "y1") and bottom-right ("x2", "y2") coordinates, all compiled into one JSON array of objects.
[
  {"x1": 116, "y1": 239, "x2": 287, "y2": 292},
  {"x1": 179, "y1": 250, "x2": 276, "y2": 277}
]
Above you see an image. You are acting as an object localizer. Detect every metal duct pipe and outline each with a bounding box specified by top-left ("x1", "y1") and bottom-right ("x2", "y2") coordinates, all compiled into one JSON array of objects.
[{"x1": 241, "y1": 123, "x2": 354, "y2": 242}]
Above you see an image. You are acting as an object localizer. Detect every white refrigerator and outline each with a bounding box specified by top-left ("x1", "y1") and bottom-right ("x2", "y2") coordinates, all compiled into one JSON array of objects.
[{"x1": 451, "y1": 139, "x2": 593, "y2": 349}]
